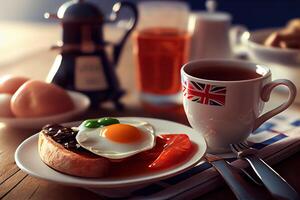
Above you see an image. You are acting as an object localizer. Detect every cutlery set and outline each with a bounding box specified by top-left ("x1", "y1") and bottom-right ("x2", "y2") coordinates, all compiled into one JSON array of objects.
[{"x1": 205, "y1": 142, "x2": 300, "y2": 200}]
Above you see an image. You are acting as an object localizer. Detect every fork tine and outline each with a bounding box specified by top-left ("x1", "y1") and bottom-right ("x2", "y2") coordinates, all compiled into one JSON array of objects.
[
  {"x1": 233, "y1": 144, "x2": 240, "y2": 152},
  {"x1": 241, "y1": 142, "x2": 250, "y2": 149},
  {"x1": 231, "y1": 143, "x2": 242, "y2": 152},
  {"x1": 237, "y1": 143, "x2": 246, "y2": 151},
  {"x1": 230, "y1": 142, "x2": 250, "y2": 153},
  {"x1": 230, "y1": 144, "x2": 239, "y2": 153}
]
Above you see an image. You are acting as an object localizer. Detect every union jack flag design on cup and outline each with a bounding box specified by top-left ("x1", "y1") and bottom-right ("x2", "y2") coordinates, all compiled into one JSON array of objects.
[{"x1": 182, "y1": 80, "x2": 227, "y2": 106}]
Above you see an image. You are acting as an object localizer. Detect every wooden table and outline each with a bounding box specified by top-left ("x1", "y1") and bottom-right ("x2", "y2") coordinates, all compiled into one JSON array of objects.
[{"x1": 1, "y1": 22, "x2": 300, "y2": 200}]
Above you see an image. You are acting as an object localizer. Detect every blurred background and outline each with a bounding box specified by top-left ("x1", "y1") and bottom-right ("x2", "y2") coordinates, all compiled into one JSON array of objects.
[
  {"x1": 1, "y1": 0, "x2": 300, "y2": 108},
  {"x1": 1, "y1": 0, "x2": 300, "y2": 29}
]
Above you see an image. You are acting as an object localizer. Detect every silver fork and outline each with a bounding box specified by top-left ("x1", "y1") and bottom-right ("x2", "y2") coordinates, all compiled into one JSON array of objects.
[{"x1": 231, "y1": 142, "x2": 300, "y2": 200}]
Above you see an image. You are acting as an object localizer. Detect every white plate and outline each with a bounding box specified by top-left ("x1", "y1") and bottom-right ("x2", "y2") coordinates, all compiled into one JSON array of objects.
[
  {"x1": 15, "y1": 117, "x2": 207, "y2": 188},
  {"x1": 0, "y1": 91, "x2": 90, "y2": 129}
]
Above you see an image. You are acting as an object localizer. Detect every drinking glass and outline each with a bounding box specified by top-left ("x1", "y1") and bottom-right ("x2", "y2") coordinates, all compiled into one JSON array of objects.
[{"x1": 132, "y1": 1, "x2": 190, "y2": 105}]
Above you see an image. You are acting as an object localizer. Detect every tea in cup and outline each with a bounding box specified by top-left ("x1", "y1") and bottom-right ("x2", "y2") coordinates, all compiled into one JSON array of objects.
[{"x1": 181, "y1": 59, "x2": 296, "y2": 153}]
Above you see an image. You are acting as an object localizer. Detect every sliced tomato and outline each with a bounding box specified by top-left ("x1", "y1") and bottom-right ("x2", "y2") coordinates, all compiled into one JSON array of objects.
[{"x1": 149, "y1": 134, "x2": 192, "y2": 170}]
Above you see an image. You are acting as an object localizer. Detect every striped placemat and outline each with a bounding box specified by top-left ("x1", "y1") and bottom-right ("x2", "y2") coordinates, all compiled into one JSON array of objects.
[{"x1": 87, "y1": 110, "x2": 300, "y2": 199}]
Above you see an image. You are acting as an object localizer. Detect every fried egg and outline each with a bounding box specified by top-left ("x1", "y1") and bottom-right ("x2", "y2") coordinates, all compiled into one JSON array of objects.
[{"x1": 76, "y1": 119, "x2": 155, "y2": 160}]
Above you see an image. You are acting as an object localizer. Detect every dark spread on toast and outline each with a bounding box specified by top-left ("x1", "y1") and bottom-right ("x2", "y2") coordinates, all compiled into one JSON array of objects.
[
  {"x1": 42, "y1": 124, "x2": 81, "y2": 150},
  {"x1": 42, "y1": 124, "x2": 105, "y2": 158}
]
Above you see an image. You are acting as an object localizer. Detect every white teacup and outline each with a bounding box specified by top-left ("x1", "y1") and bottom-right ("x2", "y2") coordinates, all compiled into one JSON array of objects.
[{"x1": 181, "y1": 59, "x2": 297, "y2": 153}]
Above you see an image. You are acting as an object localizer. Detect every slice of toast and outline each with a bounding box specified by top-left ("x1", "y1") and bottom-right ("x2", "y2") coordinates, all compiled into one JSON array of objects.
[{"x1": 38, "y1": 132, "x2": 110, "y2": 178}]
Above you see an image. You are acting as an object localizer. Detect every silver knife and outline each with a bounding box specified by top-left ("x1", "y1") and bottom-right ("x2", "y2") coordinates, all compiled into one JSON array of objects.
[
  {"x1": 205, "y1": 154, "x2": 260, "y2": 200},
  {"x1": 245, "y1": 154, "x2": 300, "y2": 200}
]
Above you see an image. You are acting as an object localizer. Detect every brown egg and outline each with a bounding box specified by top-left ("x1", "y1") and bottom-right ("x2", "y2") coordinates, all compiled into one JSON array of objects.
[
  {"x1": 0, "y1": 94, "x2": 14, "y2": 117},
  {"x1": 11, "y1": 80, "x2": 74, "y2": 118},
  {"x1": 0, "y1": 75, "x2": 29, "y2": 94}
]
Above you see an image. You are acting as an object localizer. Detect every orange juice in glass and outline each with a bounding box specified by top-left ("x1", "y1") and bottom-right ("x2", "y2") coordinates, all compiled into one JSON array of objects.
[{"x1": 133, "y1": 1, "x2": 190, "y2": 105}]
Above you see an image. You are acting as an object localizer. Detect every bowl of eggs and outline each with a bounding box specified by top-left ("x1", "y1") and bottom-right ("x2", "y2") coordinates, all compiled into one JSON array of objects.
[{"x1": 0, "y1": 75, "x2": 90, "y2": 129}]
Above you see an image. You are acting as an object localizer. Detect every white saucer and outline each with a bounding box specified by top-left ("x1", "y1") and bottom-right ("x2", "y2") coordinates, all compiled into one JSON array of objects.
[
  {"x1": 0, "y1": 91, "x2": 90, "y2": 129},
  {"x1": 15, "y1": 117, "x2": 207, "y2": 188}
]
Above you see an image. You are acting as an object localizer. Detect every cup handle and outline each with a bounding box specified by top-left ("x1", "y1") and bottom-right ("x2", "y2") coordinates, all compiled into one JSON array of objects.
[
  {"x1": 253, "y1": 79, "x2": 297, "y2": 131},
  {"x1": 229, "y1": 25, "x2": 250, "y2": 57},
  {"x1": 230, "y1": 25, "x2": 248, "y2": 47}
]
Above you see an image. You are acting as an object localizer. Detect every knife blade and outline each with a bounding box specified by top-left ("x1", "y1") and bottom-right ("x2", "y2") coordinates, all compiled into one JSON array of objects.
[
  {"x1": 245, "y1": 154, "x2": 300, "y2": 200},
  {"x1": 205, "y1": 154, "x2": 259, "y2": 200}
]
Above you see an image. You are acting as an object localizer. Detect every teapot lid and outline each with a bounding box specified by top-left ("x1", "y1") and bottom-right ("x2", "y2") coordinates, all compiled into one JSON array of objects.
[{"x1": 57, "y1": 0, "x2": 103, "y2": 23}]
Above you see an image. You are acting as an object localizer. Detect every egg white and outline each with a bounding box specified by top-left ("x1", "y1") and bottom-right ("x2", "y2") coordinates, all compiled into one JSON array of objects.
[{"x1": 76, "y1": 119, "x2": 156, "y2": 160}]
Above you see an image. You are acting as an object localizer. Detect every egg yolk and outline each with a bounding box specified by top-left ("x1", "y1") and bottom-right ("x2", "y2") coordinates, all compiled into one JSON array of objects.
[{"x1": 102, "y1": 124, "x2": 142, "y2": 143}]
